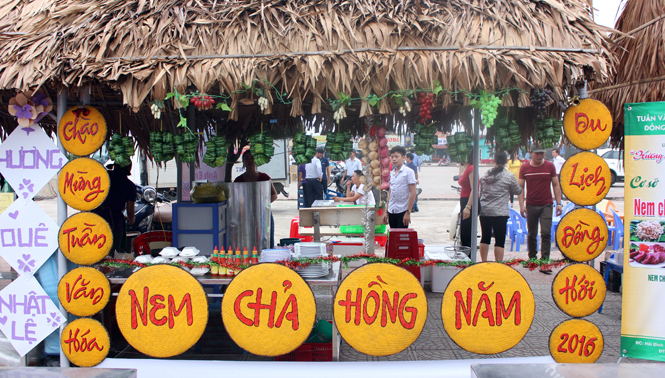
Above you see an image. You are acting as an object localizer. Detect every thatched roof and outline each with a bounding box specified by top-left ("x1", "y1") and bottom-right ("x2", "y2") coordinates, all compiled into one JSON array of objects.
[
  {"x1": 592, "y1": 0, "x2": 665, "y2": 146},
  {"x1": 0, "y1": 0, "x2": 613, "y2": 114}
]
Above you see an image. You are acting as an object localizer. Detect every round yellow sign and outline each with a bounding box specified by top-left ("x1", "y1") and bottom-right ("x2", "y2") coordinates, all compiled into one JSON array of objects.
[
  {"x1": 563, "y1": 98, "x2": 612, "y2": 151},
  {"x1": 560, "y1": 152, "x2": 612, "y2": 206},
  {"x1": 441, "y1": 263, "x2": 535, "y2": 354},
  {"x1": 58, "y1": 106, "x2": 108, "y2": 156},
  {"x1": 61, "y1": 318, "x2": 110, "y2": 367},
  {"x1": 333, "y1": 263, "x2": 427, "y2": 356},
  {"x1": 58, "y1": 157, "x2": 110, "y2": 211},
  {"x1": 552, "y1": 264, "x2": 606, "y2": 317},
  {"x1": 549, "y1": 319, "x2": 604, "y2": 363},
  {"x1": 58, "y1": 267, "x2": 111, "y2": 316},
  {"x1": 555, "y1": 209, "x2": 609, "y2": 262},
  {"x1": 221, "y1": 263, "x2": 317, "y2": 357},
  {"x1": 59, "y1": 212, "x2": 113, "y2": 265},
  {"x1": 116, "y1": 265, "x2": 209, "y2": 358}
]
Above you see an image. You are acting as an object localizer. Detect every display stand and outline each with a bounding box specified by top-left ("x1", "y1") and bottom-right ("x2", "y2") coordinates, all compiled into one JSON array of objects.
[{"x1": 172, "y1": 202, "x2": 227, "y2": 254}]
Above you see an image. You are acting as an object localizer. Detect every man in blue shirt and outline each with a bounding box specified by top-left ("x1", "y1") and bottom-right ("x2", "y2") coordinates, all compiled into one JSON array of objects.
[
  {"x1": 405, "y1": 153, "x2": 420, "y2": 212},
  {"x1": 411, "y1": 149, "x2": 421, "y2": 171},
  {"x1": 320, "y1": 150, "x2": 330, "y2": 198}
]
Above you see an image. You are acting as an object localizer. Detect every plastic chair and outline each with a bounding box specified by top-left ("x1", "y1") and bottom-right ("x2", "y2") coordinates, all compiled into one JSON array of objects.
[
  {"x1": 611, "y1": 209, "x2": 624, "y2": 250},
  {"x1": 289, "y1": 216, "x2": 313, "y2": 242},
  {"x1": 297, "y1": 188, "x2": 305, "y2": 209},
  {"x1": 325, "y1": 189, "x2": 342, "y2": 201},
  {"x1": 508, "y1": 209, "x2": 527, "y2": 252},
  {"x1": 595, "y1": 209, "x2": 615, "y2": 246},
  {"x1": 605, "y1": 201, "x2": 618, "y2": 226},
  {"x1": 133, "y1": 231, "x2": 172, "y2": 256},
  {"x1": 562, "y1": 202, "x2": 575, "y2": 215}
]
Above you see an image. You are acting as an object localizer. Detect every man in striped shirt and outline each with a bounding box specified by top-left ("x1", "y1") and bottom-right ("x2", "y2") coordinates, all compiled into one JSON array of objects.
[{"x1": 383, "y1": 146, "x2": 417, "y2": 228}]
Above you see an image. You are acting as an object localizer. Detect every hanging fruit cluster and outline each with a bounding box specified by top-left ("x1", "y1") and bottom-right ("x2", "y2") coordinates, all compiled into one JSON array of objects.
[
  {"x1": 413, "y1": 123, "x2": 437, "y2": 156},
  {"x1": 529, "y1": 88, "x2": 553, "y2": 120},
  {"x1": 249, "y1": 132, "x2": 275, "y2": 166},
  {"x1": 292, "y1": 132, "x2": 318, "y2": 165},
  {"x1": 257, "y1": 97, "x2": 269, "y2": 112},
  {"x1": 333, "y1": 106, "x2": 347, "y2": 123},
  {"x1": 447, "y1": 132, "x2": 473, "y2": 163},
  {"x1": 190, "y1": 94, "x2": 215, "y2": 111},
  {"x1": 366, "y1": 127, "x2": 391, "y2": 191},
  {"x1": 328, "y1": 131, "x2": 353, "y2": 161},
  {"x1": 174, "y1": 133, "x2": 198, "y2": 163},
  {"x1": 494, "y1": 117, "x2": 522, "y2": 151},
  {"x1": 150, "y1": 102, "x2": 163, "y2": 119},
  {"x1": 534, "y1": 117, "x2": 563, "y2": 149},
  {"x1": 108, "y1": 134, "x2": 135, "y2": 167},
  {"x1": 150, "y1": 131, "x2": 176, "y2": 162},
  {"x1": 203, "y1": 136, "x2": 229, "y2": 167},
  {"x1": 471, "y1": 92, "x2": 501, "y2": 127},
  {"x1": 398, "y1": 100, "x2": 411, "y2": 117},
  {"x1": 417, "y1": 92, "x2": 434, "y2": 123}
]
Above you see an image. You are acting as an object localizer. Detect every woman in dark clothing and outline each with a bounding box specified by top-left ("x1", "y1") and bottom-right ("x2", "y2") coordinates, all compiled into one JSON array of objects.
[{"x1": 459, "y1": 154, "x2": 480, "y2": 249}]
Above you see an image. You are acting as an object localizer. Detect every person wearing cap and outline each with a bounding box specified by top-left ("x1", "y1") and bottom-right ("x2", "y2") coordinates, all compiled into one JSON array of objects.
[
  {"x1": 304, "y1": 148, "x2": 324, "y2": 207},
  {"x1": 517, "y1": 146, "x2": 563, "y2": 273}
]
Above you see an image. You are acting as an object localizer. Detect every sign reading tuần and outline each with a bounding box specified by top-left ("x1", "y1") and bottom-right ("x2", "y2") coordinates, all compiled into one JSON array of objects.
[
  {"x1": 221, "y1": 264, "x2": 317, "y2": 357},
  {"x1": 58, "y1": 157, "x2": 110, "y2": 211},
  {"x1": 563, "y1": 98, "x2": 613, "y2": 151},
  {"x1": 560, "y1": 152, "x2": 612, "y2": 206},
  {"x1": 333, "y1": 263, "x2": 427, "y2": 356},
  {"x1": 58, "y1": 106, "x2": 108, "y2": 157},
  {"x1": 549, "y1": 319, "x2": 604, "y2": 363},
  {"x1": 555, "y1": 208, "x2": 608, "y2": 262},
  {"x1": 57, "y1": 267, "x2": 111, "y2": 317},
  {"x1": 58, "y1": 212, "x2": 113, "y2": 265},
  {"x1": 551, "y1": 264, "x2": 606, "y2": 317}
]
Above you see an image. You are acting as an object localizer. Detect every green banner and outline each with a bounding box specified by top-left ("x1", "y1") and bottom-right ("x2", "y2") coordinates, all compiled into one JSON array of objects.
[
  {"x1": 624, "y1": 102, "x2": 665, "y2": 136},
  {"x1": 622, "y1": 336, "x2": 665, "y2": 361}
]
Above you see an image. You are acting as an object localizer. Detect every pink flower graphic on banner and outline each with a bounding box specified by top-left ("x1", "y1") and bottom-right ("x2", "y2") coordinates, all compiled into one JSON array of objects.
[{"x1": 17, "y1": 254, "x2": 37, "y2": 273}]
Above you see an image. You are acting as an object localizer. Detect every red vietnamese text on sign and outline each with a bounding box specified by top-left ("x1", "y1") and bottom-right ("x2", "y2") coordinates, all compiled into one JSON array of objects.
[
  {"x1": 61, "y1": 108, "x2": 100, "y2": 145},
  {"x1": 557, "y1": 274, "x2": 598, "y2": 305},
  {"x1": 560, "y1": 220, "x2": 605, "y2": 255},
  {"x1": 574, "y1": 113, "x2": 608, "y2": 135},
  {"x1": 61, "y1": 222, "x2": 107, "y2": 254},
  {"x1": 129, "y1": 287, "x2": 193, "y2": 329},
  {"x1": 233, "y1": 280, "x2": 299, "y2": 330},
  {"x1": 567, "y1": 163, "x2": 607, "y2": 196},
  {"x1": 65, "y1": 274, "x2": 105, "y2": 306},
  {"x1": 455, "y1": 281, "x2": 522, "y2": 330},
  {"x1": 62, "y1": 327, "x2": 104, "y2": 355}
]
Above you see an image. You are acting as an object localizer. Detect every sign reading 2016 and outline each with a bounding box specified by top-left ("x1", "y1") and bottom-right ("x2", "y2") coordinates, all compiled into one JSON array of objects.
[
  {"x1": 221, "y1": 264, "x2": 316, "y2": 357},
  {"x1": 333, "y1": 263, "x2": 427, "y2": 357}
]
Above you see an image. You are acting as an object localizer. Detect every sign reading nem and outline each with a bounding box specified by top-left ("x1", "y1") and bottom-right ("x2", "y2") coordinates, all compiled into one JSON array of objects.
[{"x1": 58, "y1": 106, "x2": 107, "y2": 157}]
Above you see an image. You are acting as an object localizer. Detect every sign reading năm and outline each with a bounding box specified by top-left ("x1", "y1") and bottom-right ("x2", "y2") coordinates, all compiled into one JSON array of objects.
[
  {"x1": 560, "y1": 152, "x2": 612, "y2": 206},
  {"x1": 555, "y1": 208, "x2": 608, "y2": 262},
  {"x1": 57, "y1": 267, "x2": 111, "y2": 317},
  {"x1": 57, "y1": 158, "x2": 110, "y2": 211},
  {"x1": 333, "y1": 263, "x2": 427, "y2": 356},
  {"x1": 221, "y1": 264, "x2": 316, "y2": 357},
  {"x1": 61, "y1": 318, "x2": 110, "y2": 367},
  {"x1": 115, "y1": 265, "x2": 208, "y2": 358},
  {"x1": 58, "y1": 106, "x2": 107, "y2": 157},
  {"x1": 549, "y1": 319, "x2": 604, "y2": 363},
  {"x1": 58, "y1": 212, "x2": 113, "y2": 265},
  {"x1": 551, "y1": 264, "x2": 606, "y2": 317},
  {"x1": 563, "y1": 98, "x2": 613, "y2": 151},
  {"x1": 441, "y1": 263, "x2": 535, "y2": 354}
]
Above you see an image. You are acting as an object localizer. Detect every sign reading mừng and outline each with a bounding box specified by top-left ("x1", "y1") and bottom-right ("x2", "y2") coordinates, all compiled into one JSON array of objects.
[
  {"x1": 57, "y1": 267, "x2": 111, "y2": 317},
  {"x1": 58, "y1": 106, "x2": 107, "y2": 157},
  {"x1": 551, "y1": 264, "x2": 606, "y2": 317},
  {"x1": 58, "y1": 157, "x2": 110, "y2": 211},
  {"x1": 563, "y1": 98, "x2": 613, "y2": 151},
  {"x1": 441, "y1": 263, "x2": 535, "y2": 354},
  {"x1": 333, "y1": 263, "x2": 427, "y2": 356},
  {"x1": 549, "y1": 319, "x2": 604, "y2": 363},
  {"x1": 560, "y1": 152, "x2": 611, "y2": 206},
  {"x1": 555, "y1": 208, "x2": 608, "y2": 262},
  {"x1": 221, "y1": 264, "x2": 316, "y2": 357},
  {"x1": 58, "y1": 212, "x2": 112, "y2": 265}
]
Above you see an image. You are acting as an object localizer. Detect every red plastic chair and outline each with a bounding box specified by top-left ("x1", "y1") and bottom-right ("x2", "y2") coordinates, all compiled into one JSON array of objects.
[
  {"x1": 133, "y1": 231, "x2": 173, "y2": 255},
  {"x1": 386, "y1": 229, "x2": 420, "y2": 280},
  {"x1": 289, "y1": 216, "x2": 313, "y2": 242}
]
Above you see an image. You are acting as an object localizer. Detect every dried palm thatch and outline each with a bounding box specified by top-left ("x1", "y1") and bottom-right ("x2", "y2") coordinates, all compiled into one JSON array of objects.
[
  {"x1": 592, "y1": 0, "x2": 665, "y2": 146},
  {"x1": 0, "y1": 0, "x2": 613, "y2": 118}
]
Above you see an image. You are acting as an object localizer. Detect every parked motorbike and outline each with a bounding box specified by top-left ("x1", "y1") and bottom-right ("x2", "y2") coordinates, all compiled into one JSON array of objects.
[
  {"x1": 328, "y1": 161, "x2": 346, "y2": 194},
  {"x1": 126, "y1": 184, "x2": 173, "y2": 233}
]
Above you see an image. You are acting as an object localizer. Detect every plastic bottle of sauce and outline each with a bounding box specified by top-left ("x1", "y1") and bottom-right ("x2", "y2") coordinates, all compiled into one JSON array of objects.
[
  {"x1": 251, "y1": 247, "x2": 259, "y2": 265},
  {"x1": 242, "y1": 247, "x2": 250, "y2": 265},
  {"x1": 210, "y1": 247, "x2": 219, "y2": 276},
  {"x1": 227, "y1": 247, "x2": 235, "y2": 277},
  {"x1": 218, "y1": 248, "x2": 227, "y2": 276},
  {"x1": 234, "y1": 248, "x2": 242, "y2": 275}
]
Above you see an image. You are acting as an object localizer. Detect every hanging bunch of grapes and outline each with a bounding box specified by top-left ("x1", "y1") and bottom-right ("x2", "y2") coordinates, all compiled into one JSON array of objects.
[
  {"x1": 471, "y1": 92, "x2": 501, "y2": 127},
  {"x1": 418, "y1": 92, "x2": 434, "y2": 123},
  {"x1": 529, "y1": 88, "x2": 553, "y2": 120}
]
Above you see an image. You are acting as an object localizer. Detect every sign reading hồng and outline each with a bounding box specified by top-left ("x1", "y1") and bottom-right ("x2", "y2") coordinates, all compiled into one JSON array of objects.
[
  {"x1": 58, "y1": 157, "x2": 110, "y2": 211},
  {"x1": 58, "y1": 106, "x2": 108, "y2": 157}
]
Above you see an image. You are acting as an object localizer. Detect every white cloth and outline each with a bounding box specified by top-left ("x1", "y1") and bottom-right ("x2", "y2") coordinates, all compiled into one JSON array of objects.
[
  {"x1": 305, "y1": 156, "x2": 322, "y2": 179},
  {"x1": 388, "y1": 164, "x2": 417, "y2": 214},
  {"x1": 345, "y1": 157, "x2": 362, "y2": 177},
  {"x1": 352, "y1": 184, "x2": 376, "y2": 206},
  {"x1": 553, "y1": 155, "x2": 566, "y2": 174}
]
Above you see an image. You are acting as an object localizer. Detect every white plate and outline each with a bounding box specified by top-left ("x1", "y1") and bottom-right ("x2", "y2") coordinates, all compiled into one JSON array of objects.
[
  {"x1": 134, "y1": 255, "x2": 153, "y2": 264},
  {"x1": 172, "y1": 256, "x2": 189, "y2": 263},
  {"x1": 190, "y1": 267, "x2": 210, "y2": 276},
  {"x1": 152, "y1": 257, "x2": 171, "y2": 264},
  {"x1": 180, "y1": 247, "x2": 200, "y2": 257},
  {"x1": 160, "y1": 247, "x2": 180, "y2": 258},
  {"x1": 191, "y1": 256, "x2": 208, "y2": 263}
]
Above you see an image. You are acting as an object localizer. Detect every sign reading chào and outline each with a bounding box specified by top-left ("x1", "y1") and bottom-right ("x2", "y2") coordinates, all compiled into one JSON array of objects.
[
  {"x1": 58, "y1": 106, "x2": 108, "y2": 157},
  {"x1": 57, "y1": 267, "x2": 111, "y2": 317},
  {"x1": 61, "y1": 318, "x2": 110, "y2": 367},
  {"x1": 563, "y1": 98, "x2": 613, "y2": 151},
  {"x1": 441, "y1": 263, "x2": 535, "y2": 354},
  {"x1": 333, "y1": 263, "x2": 427, "y2": 356},
  {"x1": 115, "y1": 265, "x2": 209, "y2": 358},
  {"x1": 58, "y1": 157, "x2": 110, "y2": 211},
  {"x1": 221, "y1": 263, "x2": 317, "y2": 357},
  {"x1": 551, "y1": 264, "x2": 606, "y2": 318},
  {"x1": 58, "y1": 212, "x2": 113, "y2": 265},
  {"x1": 549, "y1": 319, "x2": 604, "y2": 363},
  {"x1": 560, "y1": 152, "x2": 612, "y2": 206},
  {"x1": 555, "y1": 208, "x2": 608, "y2": 262}
]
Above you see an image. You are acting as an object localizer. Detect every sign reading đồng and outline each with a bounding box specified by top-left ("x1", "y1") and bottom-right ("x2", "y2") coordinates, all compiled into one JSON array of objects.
[
  {"x1": 221, "y1": 264, "x2": 317, "y2": 357},
  {"x1": 560, "y1": 152, "x2": 612, "y2": 206},
  {"x1": 555, "y1": 208, "x2": 608, "y2": 262},
  {"x1": 58, "y1": 157, "x2": 110, "y2": 211},
  {"x1": 549, "y1": 319, "x2": 604, "y2": 363},
  {"x1": 58, "y1": 106, "x2": 107, "y2": 157},
  {"x1": 441, "y1": 263, "x2": 535, "y2": 354},
  {"x1": 333, "y1": 263, "x2": 427, "y2": 356},
  {"x1": 563, "y1": 98, "x2": 613, "y2": 151},
  {"x1": 58, "y1": 212, "x2": 113, "y2": 265},
  {"x1": 551, "y1": 264, "x2": 606, "y2": 318},
  {"x1": 57, "y1": 267, "x2": 111, "y2": 317}
]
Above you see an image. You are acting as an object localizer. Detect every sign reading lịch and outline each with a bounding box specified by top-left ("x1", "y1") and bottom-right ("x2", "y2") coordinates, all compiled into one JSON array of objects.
[
  {"x1": 551, "y1": 264, "x2": 606, "y2": 318},
  {"x1": 58, "y1": 157, "x2": 110, "y2": 211},
  {"x1": 58, "y1": 106, "x2": 108, "y2": 157},
  {"x1": 61, "y1": 318, "x2": 110, "y2": 367},
  {"x1": 549, "y1": 319, "x2": 604, "y2": 363},
  {"x1": 222, "y1": 263, "x2": 317, "y2": 357},
  {"x1": 334, "y1": 263, "x2": 427, "y2": 356},
  {"x1": 441, "y1": 263, "x2": 535, "y2": 354},
  {"x1": 560, "y1": 152, "x2": 612, "y2": 206},
  {"x1": 563, "y1": 98, "x2": 613, "y2": 151},
  {"x1": 57, "y1": 267, "x2": 111, "y2": 317},
  {"x1": 58, "y1": 212, "x2": 113, "y2": 265},
  {"x1": 555, "y1": 208, "x2": 609, "y2": 262},
  {"x1": 622, "y1": 101, "x2": 665, "y2": 361},
  {"x1": 115, "y1": 265, "x2": 208, "y2": 358}
]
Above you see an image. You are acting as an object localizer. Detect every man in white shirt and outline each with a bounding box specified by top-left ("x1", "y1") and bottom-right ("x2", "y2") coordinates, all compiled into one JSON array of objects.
[
  {"x1": 345, "y1": 150, "x2": 362, "y2": 185},
  {"x1": 304, "y1": 148, "x2": 324, "y2": 207},
  {"x1": 552, "y1": 148, "x2": 565, "y2": 175},
  {"x1": 383, "y1": 146, "x2": 417, "y2": 228}
]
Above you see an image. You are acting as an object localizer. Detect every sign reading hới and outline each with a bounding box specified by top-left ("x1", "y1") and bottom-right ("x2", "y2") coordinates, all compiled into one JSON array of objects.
[{"x1": 551, "y1": 264, "x2": 606, "y2": 318}]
